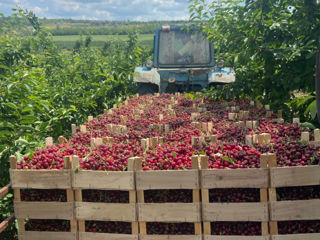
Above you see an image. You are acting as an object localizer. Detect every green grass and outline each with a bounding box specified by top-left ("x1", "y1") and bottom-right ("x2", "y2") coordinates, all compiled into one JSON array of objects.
[{"x1": 52, "y1": 34, "x2": 154, "y2": 49}]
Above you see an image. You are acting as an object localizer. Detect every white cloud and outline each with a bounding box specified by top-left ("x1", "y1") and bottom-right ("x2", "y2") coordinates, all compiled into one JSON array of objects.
[
  {"x1": 33, "y1": 6, "x2": 48, "y2": 15},
  {"x1": 0, "y1": 0, "x2": 190, "y2": 20}
]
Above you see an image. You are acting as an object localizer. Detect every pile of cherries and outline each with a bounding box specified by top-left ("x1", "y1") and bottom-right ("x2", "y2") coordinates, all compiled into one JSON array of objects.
[
  {"x1": 19, "y1": 94, "x2": 320, "y2": 235},
  {"x1": 25, "y1": 220, "x2": 70, "y2": 232}
]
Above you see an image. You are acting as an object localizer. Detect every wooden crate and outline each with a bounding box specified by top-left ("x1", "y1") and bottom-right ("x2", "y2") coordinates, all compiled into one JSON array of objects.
[
  {"x1": 139, "y1": 236, "x2": 202, "y2": 240},
  {"x1": 72, "y1": 155, "x2": 139, "y2": 239},
  {"x1": 204, "y1": 237, "x2": 269, "y2": 240},
  {"x1": 18, "y1": 232, "x2": 77, "y2": 240},
  {"x1": 268, "y1": 153, "x2": 320, "y2": 240},
  {"x1": 136, "y1": 156, "x2": 201, "y2": 239},
  {"x1": 10, "y1": 155, "x2": 77, "y2": 240},
  {"x1": 200, "y1": 154, "x2": 270, "y2": 240}
]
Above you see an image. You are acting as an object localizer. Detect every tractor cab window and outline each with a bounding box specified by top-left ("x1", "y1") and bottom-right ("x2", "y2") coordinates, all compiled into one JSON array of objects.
[{"x1": 158, "y1": 30, "x2": 211, "y2": 66}]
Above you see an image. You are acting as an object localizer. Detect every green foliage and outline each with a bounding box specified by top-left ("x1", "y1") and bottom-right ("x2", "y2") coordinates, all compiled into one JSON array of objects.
[
  {"x1": 285, "y1": 92, "x2": 317, "y2": 122},
  {"x1": 189, "y1": 0, "x2": 320, "y2": 115},
  {"x1": 0, "y1": 9, "x2": 148, "y2": 239},
  {"x1": 0, "y1": 192, "x2": 15, "y2": 239}
]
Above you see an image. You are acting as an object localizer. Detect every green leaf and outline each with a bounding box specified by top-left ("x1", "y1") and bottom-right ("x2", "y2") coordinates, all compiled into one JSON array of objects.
[
  {"x1": 300, "y1": 122, "x2": 316, "y2": 130},
  {"x1": 304, "y1": 100, "x2": 317, "y2": 119},
  {"x1": 15, "y1": 138, "x2": 30, "y2": 145},
  {"x1": 3, "y1": 103, "x2": 17, "y2": 110},
  {"x1": 20, "y1": 115, "x2": 37, "y2": 124},
  {"x1": 0, "y1": 65, "x2": 10, "y2": 70},
  {"x1": 0, "y1": 121, "x2": 15, "y2": 130},
  {"x1": 0, "y1": 130, "x2": 12, "y2": 137}
]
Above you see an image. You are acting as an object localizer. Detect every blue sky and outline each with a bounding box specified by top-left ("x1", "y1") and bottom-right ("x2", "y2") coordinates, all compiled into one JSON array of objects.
[{"x1": 0, "y1": 0, "x2": 191, "y2": 21}]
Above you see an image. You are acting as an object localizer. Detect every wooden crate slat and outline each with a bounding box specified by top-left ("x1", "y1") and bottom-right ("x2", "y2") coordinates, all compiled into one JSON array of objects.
[
  {"x1": 18, "y1": 231, "x2": 77, "y2": 240},
  {"x1": 202, "y1": 202, "x2": 269, "y2": 222},
  {"x1": 201, "y1": 169, "x2": 269, "y2": 189},
  {"x1": 204, "y1": 236, "x2": 270, "y2": 240},
  {"x1": 270, "y1": 199, "x2": 320, "y2": 221},
  {"x1": 136, "y1": 170, "x2": 199, "y2": 190},
  {"x1": 79, "y1": 232, "x2": 138, "y2": 240},
  {"x1": 0, "y1": 214, "x2": 15, "y2": 234},
  {"x1": 271, "y1": 233, "x2": 320, "y2": 240},
  {"x1": 10, "y1": 170, "x2": 71, "y2": 189},
  {"x1": 0, "y1": 184, "x2": 10, "y2": 198},
  {"x1": 270, "y1": 166, "x2": 320, "y2": 187},
  {"x1": 138, "y1": 203, "x2": 201, "y2": 222},
  {"x1": 75, "y1": 202, "x2": 136, "y2": 221},
  {"x1": 14, "y1": 201, "x2": 74, "y2": 220},
  {"x1": 139, "y1": 235, "x2": 202, "y2": 240},
  {"x1": 72, "y1": 170, "x2": 135, "y2": 190}
]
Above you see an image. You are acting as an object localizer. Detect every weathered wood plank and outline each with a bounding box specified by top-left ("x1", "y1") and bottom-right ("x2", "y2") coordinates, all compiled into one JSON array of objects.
[
  {"x1": 139, "y1": 235, "x2": 202, "y2": 240},
  {"x1": 75, "y1": 202, "x2": 136, "y2": 221},
  {"x1": 201, "y1": 169, "x2": 269, "y2": 189},
  {"x1": 271, "y1": 233, "x2": 320, "y2": 240},
  {"x1": 0, "y1": 214, "x2": 15, "y2": 234},
  {"x1": 309, "y1": 140, "x2": 320, "y2": 146},
  {"x1": 0, "y1": 184, "x2": 11, "y2": 198},
  {"x1": 14, "y1": 201, "x2": 74, "y2": 220},
  {"x1": 10, "y1": 170, "x2": 71, "y2": 189},
  {"x1": 136, "y1": 170, "x2": 199, "y2": 190},
  {"x1": 204, "y1": 236, "x2": 270, "y2": 240},
  {"x1": 18, "y1": 231, "x2": 77, "y2": 240},
  {"x1": 202, "y1": 202, "x2": 269, "y2": 222},
  {"x1": 72, "y1": 170, "x2": 135, "y2": 190},
  {"x1": 79, "y1": 232, "x2": 138, "y2": 240},
  {"x1": 270, "y1": 200, "x2": 320, "y2": 221},
  {"x1": 138, "y1": 203, "x2": 201, "y2": 222},
  {"x1": 270, "y1": 166, "x2": 320, "y2": 187}
]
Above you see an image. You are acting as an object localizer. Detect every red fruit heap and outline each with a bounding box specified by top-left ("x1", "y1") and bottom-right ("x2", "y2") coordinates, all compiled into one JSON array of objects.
[
  {"x1": 205, "y1": 143, "x2": 261, "y2": 169},
  {"x1": 211, "y1": 222, "x2": 261, "y2": 235},
  {"x1": 21, "y1": 189, "x2": 67, "y2": 202},
  {"x1": 25, "y1": 220, "x2": 70, "y2": 232},
  {"x1": 144, "y1": 189, "x2": 193, "y2": 203},
  {"x1": 82, "y1": 190, "x2": 129, "y2": 203},
  {"x1": 278, "y1": 220, "x2": 320, "y2": 234},
  {"x1": 18, "y1": 145, "x2": 67, "y2": 170},
  {"x1": 144, "y1": 142, "x2": 194, "y2": 170},
  {"x1": 19, "y1": 94, "x2": 320, "y2": 235},
  {"x1": 256, "y1": 142, "x2": 320, "y2": 166},
  {"x1": 147, "y1": 222, "x2": 194, "y2": 235},
  {"x1": 82, "y1": 143, "x2": 142, "y2": 171},
  {"x1": 209, "y1": 188, "x2": 260, "y2": 202},
  {"x1": 86, "y1": 221, "x2": 131, "y2": 234},
  {"x1": 277, "y1": 186, "x2": 320, "y2": 201}
]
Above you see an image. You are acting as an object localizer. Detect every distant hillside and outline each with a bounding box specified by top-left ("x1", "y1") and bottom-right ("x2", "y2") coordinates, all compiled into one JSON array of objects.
[{"x1": 40, "y1": 19, "x2": 188, "y2": 36}]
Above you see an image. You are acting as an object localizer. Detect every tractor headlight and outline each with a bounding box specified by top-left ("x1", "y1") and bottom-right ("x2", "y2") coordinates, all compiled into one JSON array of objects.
[
  {"x1": 168, "y1": 77, "x2": 176, "y2": 83},
  {"x1": 146, "y1": 60, "x2": 153, "y2": 69},
  {"x1": 217, "y1": 60, "x2": 224, "y2": 68}
]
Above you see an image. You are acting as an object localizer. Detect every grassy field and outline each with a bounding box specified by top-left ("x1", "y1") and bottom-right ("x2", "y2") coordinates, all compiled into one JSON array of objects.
[{"x1": 53, "y1": 34, "x2": 154, "y2": 49}]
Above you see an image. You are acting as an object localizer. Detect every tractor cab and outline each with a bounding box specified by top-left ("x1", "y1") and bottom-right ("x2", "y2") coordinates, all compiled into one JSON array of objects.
[{"x1": 134, "y1": 25, "x2": 235, "y2": 94}]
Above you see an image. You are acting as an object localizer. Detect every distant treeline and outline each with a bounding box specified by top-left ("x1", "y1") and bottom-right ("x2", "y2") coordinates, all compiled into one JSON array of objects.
[
  {"x1": 0, "y1": 16, "x2": 188, "y2": 36},
  {"x1": 49, "y1": 26, "x2": 156, "y2": 36},
  {"x1": 41, "y1": 19, "x2": 187, "y2": 36}
]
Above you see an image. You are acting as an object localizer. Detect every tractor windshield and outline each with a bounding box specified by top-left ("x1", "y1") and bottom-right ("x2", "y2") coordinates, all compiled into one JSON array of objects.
[{"x1": 158, "y1": 29, "x2": 211, "y2": 66}]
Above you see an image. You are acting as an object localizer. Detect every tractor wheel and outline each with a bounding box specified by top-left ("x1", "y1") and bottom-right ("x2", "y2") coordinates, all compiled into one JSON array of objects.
[
  {"x1": 137, "y1": 83, "x2": 159, "y2": 95},
  {"x1": 165, "y1": 83, "x2": 179, "y2": 93}
]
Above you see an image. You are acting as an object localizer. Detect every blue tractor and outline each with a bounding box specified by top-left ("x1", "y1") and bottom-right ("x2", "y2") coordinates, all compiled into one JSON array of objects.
[{"x1": 134, "y1": 25, "x2": 235, "y2": 94}]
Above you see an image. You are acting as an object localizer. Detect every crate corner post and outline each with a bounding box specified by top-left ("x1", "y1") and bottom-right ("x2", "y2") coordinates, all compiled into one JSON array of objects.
[
  {"x1": 10, "y1": 155, "x2": 25, "y2": 233},
  {"x1": 200, "y1": 155, "x2": 211, "y2": 236}
]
